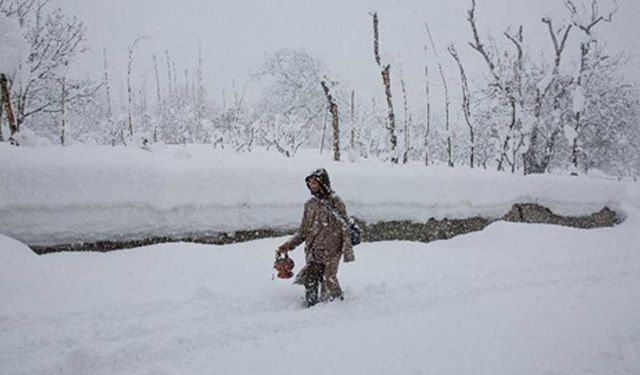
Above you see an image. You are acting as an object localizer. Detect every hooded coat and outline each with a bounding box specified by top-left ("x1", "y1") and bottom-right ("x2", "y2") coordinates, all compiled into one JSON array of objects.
[{"x1": 288, "y1": 168, "x2": 355, "y2": 264}]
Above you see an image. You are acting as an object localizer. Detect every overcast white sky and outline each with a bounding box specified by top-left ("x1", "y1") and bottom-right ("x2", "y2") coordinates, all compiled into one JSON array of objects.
[{"x1": 54, "y1": 0, "x2": 640, "y2": 108}]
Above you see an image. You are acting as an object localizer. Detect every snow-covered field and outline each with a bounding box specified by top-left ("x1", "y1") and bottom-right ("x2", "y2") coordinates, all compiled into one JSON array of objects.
[
  {"x1": 2, "y1": 144, "x2": 640, "y2": 374},
  {"x1": 0, "y1": 144, "x2": 635, "y2": 246},
  {"x1": 2, "y1": 209, "x2": 640, "y2": 374}
]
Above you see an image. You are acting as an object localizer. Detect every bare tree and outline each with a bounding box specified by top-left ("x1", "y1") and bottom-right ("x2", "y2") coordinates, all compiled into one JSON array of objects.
[
  {"x1": 523, "y1": 16, "x2": 573, "y2": 174},
  {"x1": 350, "y1": 89, "x2": 356, "y2": 150},
  {"x1": 223, "y1": 79, "x2": 253, "y2": 152},
  {"x1": 150, "y1": 54, "x2": 162, "y2": 142},
  {"x1": 0, "y1": 73, "x2": 18, "y2": 143},
  {"x1": 321, "y1": 80, "x2": 340, "y2": 161},
  {"x1": 564, "y1": 0, "x2": 618, "y2": 174},
  {"x1": 102, "y1": 47, "x2": 116, "y2": 143},
  {"x1": 448, "y1": 45, "x2": 475, "y2": 168},
  {"x1": 0, "y1": 86, "x2": 3, "y2": 142},
  {"x1": 196, "y1": 41, "x2": 204, "y2": 125},
  {"x1": 152, "y1": 54, "x2": 162, "y2": 105},
  {"x1": 172, "y1": 61, "x2": 178, "y2": 99},
  {"x1": 503, "y1": 26, "x2": 527, "y2": 173},
  {"x1": 59, "y1": 76, "x2": 65, "y2": 145},
  {"x1": 426, "y1": 21, "x2": 453, "y2": 167},
  {"x1": 423, "y1": 46, "x2": 431, "y2": 166},
  {"x1": 467, "y1": 0, "x2": 518, "y2": 171},
  {"x1": 370, "y1": 12, "x2": 398, "y2": 163},
  {"x1": 139, "y1": 79, "x2": 150, "y2": 135},
  {"x1": 126, "y1": 35, "x2": 144, "y2": 136},
  {"x1": 164, "y1": 50, "x2": 173, "y2": 99},
  {"x1": 320, "y1": 107, "x2": 328, "y2": 154},
  {"x1": 399, "y1": 63, "x2": 412, "y2": 164},
  {"x1": 183, "y1": 69, "x2": 189, "y2": 99}
]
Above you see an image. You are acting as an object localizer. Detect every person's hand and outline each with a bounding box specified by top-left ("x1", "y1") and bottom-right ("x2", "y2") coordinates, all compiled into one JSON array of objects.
[{"x1": 277, "y1": 243, "x2": 291, "y2": 256}]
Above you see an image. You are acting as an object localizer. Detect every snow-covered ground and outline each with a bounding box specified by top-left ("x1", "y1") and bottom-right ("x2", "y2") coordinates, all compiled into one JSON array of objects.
[
  {"x1": 2, "y1": 144, "x2": 640, "y2": 374},
  {"x1": 0, "y1": 144, "x2": 635, "y2": 246},
  {"x1": 2, "y1": 207, "x2": 640, "y2": 374}
]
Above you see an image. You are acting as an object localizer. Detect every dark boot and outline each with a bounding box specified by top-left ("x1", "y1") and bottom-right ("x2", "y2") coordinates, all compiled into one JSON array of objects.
[
  {"x1": 321, "y1": 292, "x2": 344, "y2": 303},
  {"x1": 304, "y1": 262, "x2": 325, "y2": 308}
]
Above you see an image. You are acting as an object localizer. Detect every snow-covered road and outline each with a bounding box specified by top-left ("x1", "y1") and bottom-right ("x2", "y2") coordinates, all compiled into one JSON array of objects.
[{"x1": 2, "y1": 209, "x2": 639, "y2": 374}]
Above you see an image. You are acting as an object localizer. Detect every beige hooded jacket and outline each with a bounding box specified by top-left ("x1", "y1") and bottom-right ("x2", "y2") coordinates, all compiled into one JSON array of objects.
[{"x1": 288, "y1": 193, "x2": 355, "y2": 264}]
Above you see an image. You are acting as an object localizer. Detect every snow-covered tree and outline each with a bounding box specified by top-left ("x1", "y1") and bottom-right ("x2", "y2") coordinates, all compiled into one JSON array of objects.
[
  {"x1": 564, "y1": 0, "x2": 618, "y2": 174},
  {"x1": 467, "y1": 0, "x2": 528, "y2": 172},
  {"x1": 1, "y1": 0, "x2": 101, "y2": 143},
  {"x1": 254, "y1": 48, "x2": 327, "y2": 156},
  {"x1": 463, "y1": 0, "x2": 637, "y2": 176},
  {"x1": 0, "y1": 10, "x2": 28, "y2": 142},
  {"x1": 577, "y1": 55, "x2": 640, "y2": 176},
  {"x1": 216, "y1": 80, "x2": 256, "y2": 152}
]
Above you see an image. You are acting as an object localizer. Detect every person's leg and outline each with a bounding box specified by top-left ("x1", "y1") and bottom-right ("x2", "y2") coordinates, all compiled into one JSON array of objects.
[
  {"x1": 321, "y1": 254, "x2": 343, "y2": 301},
  {"x1": 304, "y1": 262, "x2": 325, "y2": 307}
]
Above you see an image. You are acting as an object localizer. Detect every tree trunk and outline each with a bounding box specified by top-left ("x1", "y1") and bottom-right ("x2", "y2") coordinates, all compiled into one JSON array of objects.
[
  {"x1": 103, "y1": 48, "x2": 114, "y2": 137},
  {"x1": 60, "y1": 77, "x2": 66, "y2": 146},
  {"x1": 424, "y1": 56, "x2": 431, "y2": 166},
  {"x1": 0, "y1": 74, "x2": 19, "y2": 143},
  {"x1": 321, "y1": 81, "x2": 341, "y2": 162},
  {"x1": 196, "y1": 42, "x2": 204, "y2": 126},
  {"x1": 370, "y1": 12, "x2": 398, "y2": 164},
  {"x1": 381, "y1": 65, "x2": 397, "y2": 163},
  {"x1": 497, "y1": 99, "x2": 518, "y2": 171},
  {"x1": 0, "y1": 91, "x2": 4, "y2": 142},
  {"x1": 320, "y1": 109, "x2": 328, "y2": 154},
  {"x1": 448, "y1": 45, "x2": 474, "y2": 168},
  {"x1": 172, "y1": 62, "x2": 178, "y2": 99},
  {"x1": 165, "y1": 50, "x2": 173, "y2": 100},
  {"x1": 426, "y1": 22, "x2": 452, "y2": 167},
  {"x1": 127, "y1": 60, "x2": 134, "y2": 136},
  {"x1": 350, "y1": 89, "x2": 355, "y2": 150},
  {"x1": 523, "y1": 19, "x2": 572, "y2": 175},
  {"x1": 152, "y1": 54, "x2": 162, "y2": 105},
  {"x1": 400, "y1": 70, "x2": 411, "y2": 164},
  {"x1": 571, "y1": 43, "x2": 588, "y2": 174}
]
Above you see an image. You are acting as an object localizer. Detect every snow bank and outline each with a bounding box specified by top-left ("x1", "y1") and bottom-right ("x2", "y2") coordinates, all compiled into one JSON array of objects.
[
  {"x1": 0, "y1": 234, "x2": 38, "y2": 269},
  {"x1": 1, "y1": 208, "x2": 639, "y2": 374},
  {"x1": 0, "y1": 144, "x2": 633, "y2": 246}
]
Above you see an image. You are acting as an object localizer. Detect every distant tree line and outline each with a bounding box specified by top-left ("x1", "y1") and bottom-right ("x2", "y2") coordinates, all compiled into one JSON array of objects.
[{"x1": 1, "y1": 0, "x2": 638, "y2": 178}]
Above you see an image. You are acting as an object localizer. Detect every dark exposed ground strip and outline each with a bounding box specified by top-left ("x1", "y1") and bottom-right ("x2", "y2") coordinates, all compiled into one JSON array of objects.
[{"x1": 30, "y1": 204, "x2": 620, "y2": 255}]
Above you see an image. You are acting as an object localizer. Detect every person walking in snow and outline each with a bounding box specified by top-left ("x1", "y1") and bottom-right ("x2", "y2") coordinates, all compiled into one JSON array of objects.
[{"x1": 277, "y1": 168, "x2": 355, "y2": 307}]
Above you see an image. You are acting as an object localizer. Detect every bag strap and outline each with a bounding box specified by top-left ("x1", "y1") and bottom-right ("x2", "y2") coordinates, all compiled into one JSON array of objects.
[{"x1": 314, "y1": 197, "x2": 351, "y2": 227}]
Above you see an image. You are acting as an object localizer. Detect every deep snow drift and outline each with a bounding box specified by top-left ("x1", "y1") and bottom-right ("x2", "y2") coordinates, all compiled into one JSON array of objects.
[
  {"x1": 2, "y1": 207, "x2": 640, "y2": 374},
  {"x1": 0, "y1": 144, "x2": 634, "y2": 246}
]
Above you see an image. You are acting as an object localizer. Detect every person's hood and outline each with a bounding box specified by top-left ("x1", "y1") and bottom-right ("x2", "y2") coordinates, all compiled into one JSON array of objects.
[{"x1": 305, "y1": 168, "x2": 332, "y2": 198}]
